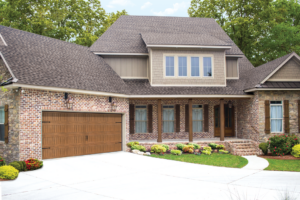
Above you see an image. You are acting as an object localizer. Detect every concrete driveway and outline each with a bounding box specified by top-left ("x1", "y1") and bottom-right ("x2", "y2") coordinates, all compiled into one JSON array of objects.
[{"x1": 2, "y1": 152, "x2": 300, "y2": 200}]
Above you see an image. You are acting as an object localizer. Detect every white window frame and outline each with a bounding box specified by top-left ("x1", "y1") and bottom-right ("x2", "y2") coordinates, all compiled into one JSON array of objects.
[
  {"x1": 135, "y1": 105, "x2": 147, "y2": 133},
  {"x1": 0, "y1": 107, "x2": 4, "y2": 141},
  {"x1": 162, "y1": 105, "x2": 175, "y2": 133},
  {"x1": 165, "y1": 56, "x2": 175, "y2": 77},
  {"x1": 191, "y1": 56, "x2": 200, "y2": 77},
  {"x1": 270, "y1": 101, "x2": 284, "y2": 133},
  {"x1": 192, "y1": 105, "x2": 203, "y2": 132},
  {"x1": 203, "y1": 56, "x2": 213, "y2": 77},
  {"x1": 178, "y1": 56, "x2": 188, "y2": 77},
  {"x1": 163, "y1": 54, "x2": 214, "y2": 78}
]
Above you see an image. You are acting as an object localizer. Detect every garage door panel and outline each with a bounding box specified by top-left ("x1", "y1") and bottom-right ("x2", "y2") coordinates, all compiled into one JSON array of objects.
[{"x1": 42, "y1": 112, "x2": 122, "y2": 159}]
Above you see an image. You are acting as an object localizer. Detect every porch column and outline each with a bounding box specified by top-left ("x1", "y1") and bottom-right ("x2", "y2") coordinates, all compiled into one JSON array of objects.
[
  {"x1": 157, "y1": 99, "x2": 162, "y2": 143},
  {"x1": 189, "y1": 99, "x2": 193, "y2": 142},
  {"x1": 220, "y1": 99, "x2": 225, "y2": 141}
]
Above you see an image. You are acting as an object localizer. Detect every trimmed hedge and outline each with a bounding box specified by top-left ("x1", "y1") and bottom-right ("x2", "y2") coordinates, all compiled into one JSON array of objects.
[
  {"x1": 259, "y1": 142, "x2": 268, "y2": 155},
  {"x1": 0, "y1": 166, "x2": 19, "y2": 180}
]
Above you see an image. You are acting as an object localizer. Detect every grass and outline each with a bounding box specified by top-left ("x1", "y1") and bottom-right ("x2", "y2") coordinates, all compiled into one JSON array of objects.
[
  {"x1": 264, "y1": 159, "x2": 300, "y2": 172},
  {"x1": 150, "y1": 153, "x2": 248, "y2": 168}
]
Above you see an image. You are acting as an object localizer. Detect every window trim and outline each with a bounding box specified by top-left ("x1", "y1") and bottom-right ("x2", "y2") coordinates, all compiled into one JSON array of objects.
[
  {"x1": 163, "y1": 54, "x2": 214, "y2": 78},
  {"x1": 178, "y1": 56, "x2": 188, "y2": 77},
  {"x1": 162, "y1": 105, "x2": 175, "y2": 133},
  {"x1": 135, "y1": 105, "x2": 147, "y2": 133},
  {"x1": 0, "y1": 106, "x2": 4, "y2": 141},
  {"x1": 203, "y1": 57, "x2": 213, "y2": 77},
  {"x1": 192, "y1": 105, "x2": 203, "y2": 132},
  {"x1": 270, "y1": 101, "x2": 284, "y2": 133}
]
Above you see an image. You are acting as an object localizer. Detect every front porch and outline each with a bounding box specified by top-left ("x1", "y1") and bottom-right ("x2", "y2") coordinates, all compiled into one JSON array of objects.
[{"x1": 130, "y1": 137, "x2": 248, "y2": 143}]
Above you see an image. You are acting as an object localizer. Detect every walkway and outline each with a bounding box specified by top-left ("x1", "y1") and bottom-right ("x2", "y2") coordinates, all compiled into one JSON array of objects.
[
  {"x1": 243, "y1": 155, "x2": 269, "y2": 170},
  {"x1": 2, "y1": 152, "x2": 300, "y2": 200}
]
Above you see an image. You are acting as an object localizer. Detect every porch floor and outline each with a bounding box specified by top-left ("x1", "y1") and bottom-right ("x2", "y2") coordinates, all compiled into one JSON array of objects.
[{"x1": 130, "y1": 137, "x2": 250, "y2": 143}]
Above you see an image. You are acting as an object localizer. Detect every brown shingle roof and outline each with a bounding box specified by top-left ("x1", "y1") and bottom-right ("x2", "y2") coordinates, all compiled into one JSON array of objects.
[
  {"x1": 260, "y1": 82, "x2": 300, "y2": 88},
  {"x1": 90, "y1": 16, "x2": 243, "y2": 55},
  {"x1": 141, "y1": 32, "x2": 230, "y2": 46},
  {"x1": 0, "y1": 25, "x2": 129, "y2": 94},
  {"x1": 243, "y1": 52, "x2": 297, "y2": 90}
]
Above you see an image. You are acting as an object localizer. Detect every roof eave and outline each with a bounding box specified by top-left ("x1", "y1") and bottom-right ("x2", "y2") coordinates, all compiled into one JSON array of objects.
[{"x1": 146, "y1": 45, "x2": 232, "y2": 49}]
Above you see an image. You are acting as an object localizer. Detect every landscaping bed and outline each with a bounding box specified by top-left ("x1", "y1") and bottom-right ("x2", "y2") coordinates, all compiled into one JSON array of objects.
[
  {"x1": 258, "y1": 153, "x2": 300, "y2": 160},
  {"x1": 150, "y1": 153, "x2": 248, "y2": 168}
]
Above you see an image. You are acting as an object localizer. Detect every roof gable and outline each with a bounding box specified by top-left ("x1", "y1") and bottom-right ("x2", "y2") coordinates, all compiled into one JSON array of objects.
[
  {"x1": 268, "y1": 57, "x2": 300, "y2": 81},
  {"x1": 90, "y1": 16, "x2": 243, "y2": 55}
]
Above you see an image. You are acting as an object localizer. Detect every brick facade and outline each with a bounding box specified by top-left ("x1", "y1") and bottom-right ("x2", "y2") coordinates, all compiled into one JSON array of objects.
[
  {"x1": 129, "y1": 99, "x2": 238, "y2": 141},
  {"x1": 19, "y1": 89, "x2": 129, "y2": 161}
]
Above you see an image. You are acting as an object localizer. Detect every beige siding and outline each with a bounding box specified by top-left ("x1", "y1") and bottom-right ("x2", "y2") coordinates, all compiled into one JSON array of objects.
[
  {"x1": 103, "y1": 57, "x2": 148, "y2": 78},
  {"x1": 226, "y1": 58, "x2": 238, "y2": 78},
  {"x1": 269, "y1": 58, "x2": 300, "y2": 81},
  {"x1": 151, "y1": 49, "x2": 226, "y2": 86}
]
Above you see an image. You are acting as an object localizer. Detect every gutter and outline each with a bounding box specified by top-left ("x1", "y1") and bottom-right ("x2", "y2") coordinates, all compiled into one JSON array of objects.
[{"x1": 6, "y1": 83, "x2": 254, "y2": 99}]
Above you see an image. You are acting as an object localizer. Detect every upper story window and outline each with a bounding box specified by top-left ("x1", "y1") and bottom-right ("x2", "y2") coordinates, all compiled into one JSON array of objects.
[
  {"x1": 166, "y1": 56, "x2": 174, "y2": 76},
  {"x1": 164, "y1": 54, "x2": 213, "y2": 78},
  {"x1": 163, "y1": 105, "x2": 174, "y2": 133},
  {"x1": 270, "y1": 101, "x2": 283, "y2": 133},
  {"x1": 178, "y1": 57, "x2": 187, "y2": 76},
  {"x1": 203, "y1": 57, "x2": 212, "y2": 77},
  {"x1": 191, "y1": 57, "x2": 200, "y2": 77},
  {"x1": 135, "y1": 105, "x2": 147, "y2": 133}
]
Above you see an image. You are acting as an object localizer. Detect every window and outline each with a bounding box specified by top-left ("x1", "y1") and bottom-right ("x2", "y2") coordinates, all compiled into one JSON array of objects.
[
  {"x1": 178, "y1": 57, "x2": 187, "y2": 76},
  {"x1": 166, "y1": 56, "x2": 174, "y2": 76},
  {"x1": 191, "y1": 57, "x2": 200, "y2": 77},
  {"x1": 192, "y1": 105, "x2": 203, "y2": 132},
  {"x1": 203, "y1": 57, "x2": 212, "y2": 77},
  {"x1": 0, "y1": 107, "x2": 4, "y2": 141},
  {"x1": 135, "y1": 105, "x2": 147, "y2": 133},
  {"x1": 163, "y1": 105, "x2": 174, "y2": 133},
  {"x1": 270, "y1": 101, "x2": 283, "y2": 133}
]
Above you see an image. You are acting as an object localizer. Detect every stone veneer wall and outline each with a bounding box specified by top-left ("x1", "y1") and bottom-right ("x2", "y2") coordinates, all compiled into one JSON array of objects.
[
  {"x1": 257, "y1": 91, "x2": 300, "y2": 141},
  {"x1": 0, "y1": 89, "x2": 20, "y2": 163},
  {"x1": 129, "y1": 99, "x2": 238, "y2": 141},
  {"x1": 236, "y1": 92, "x2": 260, "y2": 141},
  {"x1": 19, "y1": 89, "x2": 129, "y2": 161}
]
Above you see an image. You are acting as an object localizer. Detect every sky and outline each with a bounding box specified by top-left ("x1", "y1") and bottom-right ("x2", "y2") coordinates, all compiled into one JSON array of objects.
[{"x1": 100, "y1": 0, "x2": 191, "y2": 17}]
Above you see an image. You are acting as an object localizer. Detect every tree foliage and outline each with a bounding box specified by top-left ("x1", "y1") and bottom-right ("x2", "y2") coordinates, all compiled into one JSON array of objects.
[
  {"x1": 0, "y1": 0, "x2": 127, "y2": 47},
  {"x1": 188, "y1": 0, "x2": 300, "y2": 67}
]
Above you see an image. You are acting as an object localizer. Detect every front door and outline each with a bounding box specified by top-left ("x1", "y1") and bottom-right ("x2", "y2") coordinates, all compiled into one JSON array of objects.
[{"x1": 214, "y1": 104, "x2": 235, "y2": 137}]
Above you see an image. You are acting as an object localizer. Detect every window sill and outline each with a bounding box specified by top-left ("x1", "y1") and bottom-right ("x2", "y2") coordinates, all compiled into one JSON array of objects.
[{"x1": 0, "y1": 141, "x2": 5, "y2": 145}]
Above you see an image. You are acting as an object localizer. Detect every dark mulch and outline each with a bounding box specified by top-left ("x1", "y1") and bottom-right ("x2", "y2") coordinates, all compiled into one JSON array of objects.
[
  {"x1": 0, "y1": 179, "x2": 15, "y2": 181},
  {"x1": 258, "y1": 153, "x2": 300, "y2": 160}
]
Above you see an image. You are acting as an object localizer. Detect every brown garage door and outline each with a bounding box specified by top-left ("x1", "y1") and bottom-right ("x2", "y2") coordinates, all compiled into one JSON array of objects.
[{"x1": 42, "y1": 112, "x2": 122, "y2": 159}]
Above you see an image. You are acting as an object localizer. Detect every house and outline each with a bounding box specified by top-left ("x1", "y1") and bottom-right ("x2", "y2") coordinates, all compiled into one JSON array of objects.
[{"x1": 0, "y1": 16, "x2": 299, "y2": 162}]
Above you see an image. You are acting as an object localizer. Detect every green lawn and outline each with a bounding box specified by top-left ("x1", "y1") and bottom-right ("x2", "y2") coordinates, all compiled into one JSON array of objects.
[
  {"x1": 264, "y1": 159, "x2": 300, "y2": 172},
  {"x1": 150, "y1": 153, "x2": 248, "y2": 168}
]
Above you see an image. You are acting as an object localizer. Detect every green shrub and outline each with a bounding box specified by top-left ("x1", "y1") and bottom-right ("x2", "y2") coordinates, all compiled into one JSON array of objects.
[
  {"x1": 188, "y1": 143, "x2": 200, "y2": 149},
  {"x1": 259, "y1": 142, "x2": 268, "y2": 155},
  {"x1": 162, "y1": 144, "x2": 169, "y2": 151},
  {"x1": 151, "y1": 145, "x2": 166, "y2": 154},
  {"x1": 202, "y1": 150, "x2": 211, "y2": 155},
  {"x1": 269, "y1": 134, "x2": 299, "y2": 156},
  {"x1": 216, "y1": 145, "x2": 225, "y2": 150},
  {"x1": 183, "y1": 145, "x2": 194, "y2": 154},
  {"x1": 0, "y1": 156, "x2": 5, "y2": 166},
  {"x1": 170, "y1": 150, "x2": 182, "y2": 155},
  {"x1": 127, "y1": 141, "x2": 139, "y2": 148},
  {"x1": 203, "y1": 146, "x2": 212, "y2": 152},
  {"x1": 0, "y1": 166, "x2": 19, "y2": 180},
  {"x1": 208, "y1": 143, "x2": 218, "y2": 149},
  {"x1": 176, "y1": 143, "x2": 185, "y2": 150},
  {"x1": 291, "y1": 144, "x2": 300, "y2": 158},
  {"x1": 219, "y1": 150, "x2": 229, "y2": 154},
  {"x1": 131, "y1": 145, "x2": 146, "y2": 152},
  {"x1": 9, "y1": 162, "x2": 21, "y2": 171}
]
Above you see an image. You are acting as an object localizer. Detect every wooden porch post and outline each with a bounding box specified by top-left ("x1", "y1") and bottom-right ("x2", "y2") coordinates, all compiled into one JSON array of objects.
[
  {"x1": 220, "y1": 99, "x2": 225, "y2": 141},
  {"x1": 189, "y1": 99, "x2": 193, "y2": 142},
  {"x1": 157, "y1": 99, "x2": 162, "y2": 143}
]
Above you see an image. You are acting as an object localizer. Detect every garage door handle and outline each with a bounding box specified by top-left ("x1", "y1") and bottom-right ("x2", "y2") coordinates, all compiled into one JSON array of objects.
[
  {"x1": 42, "y1": 147, "x2": 50, "y2": 149},
  {"x1": 86, "y1": 136, "x2": 88, "y2": 140}
]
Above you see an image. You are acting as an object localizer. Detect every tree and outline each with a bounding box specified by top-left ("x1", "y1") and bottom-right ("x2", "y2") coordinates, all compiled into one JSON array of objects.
[
  {"x1": 188, "y1": 0, "x2": 300, "y2": 67},
  {"x1": 0, "y1": 0, "x2": 128, "y2": 47}
]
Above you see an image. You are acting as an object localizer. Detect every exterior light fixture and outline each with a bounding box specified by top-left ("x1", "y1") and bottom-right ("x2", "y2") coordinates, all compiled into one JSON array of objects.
[
  {"x1": 64, "y1": 92, "x2": 73, "y2": 109},
  {"x1": 111, "y1": 101, "x2": 117, "y2": 111},
  {"x1": 228, "y1": 100, "x2": 233, "y2": 108}
]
